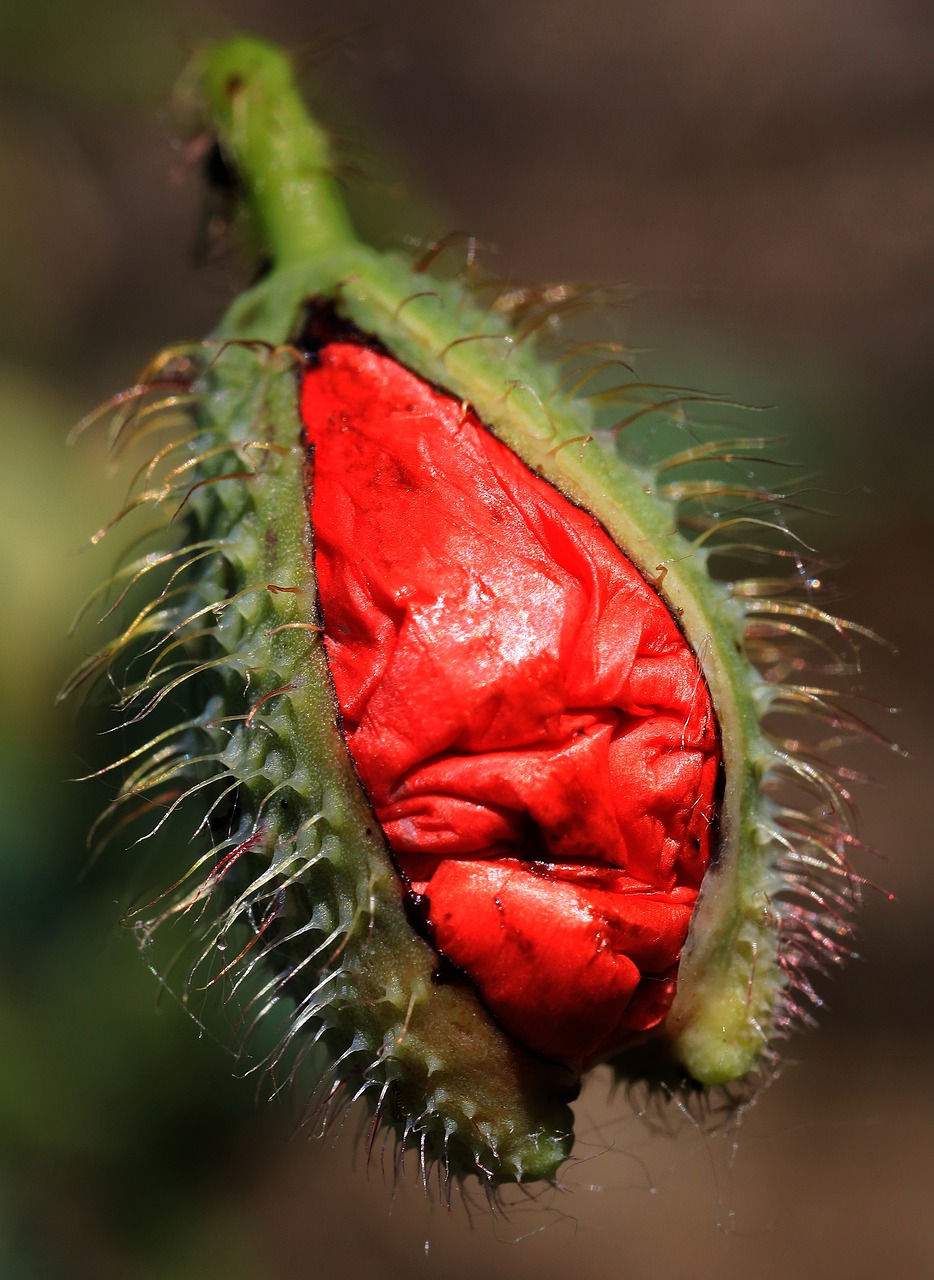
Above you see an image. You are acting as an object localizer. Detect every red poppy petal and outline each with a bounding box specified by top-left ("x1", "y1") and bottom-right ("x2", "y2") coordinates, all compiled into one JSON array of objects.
[
  {"x1": 426, "y1": 860, "x2": 694, "y2": 1062},
  {"x1": 302, "y1": 340, "x2": 719, "y2": 1063}
]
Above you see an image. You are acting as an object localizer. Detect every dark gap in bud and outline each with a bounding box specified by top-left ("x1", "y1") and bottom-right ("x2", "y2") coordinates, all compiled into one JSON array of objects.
[
  {"x1": 294, "y1": 299, "x2": 389, "y2": 366},
  {"x1": 431, "y1": 955, "x2": 467, "y2": 986},
  {"x1": 612, "y1": 1036, "x2": 707, "y2": 1092},
  {"x1": 401, "y1": 886, "x2": 430, "y2": 932},
  {"x1": 706, "y1": 754, "x2": 726, "y2": 871},
  {"x1": 401, "y1": 880, "x2": 481, "y2": 1000}
]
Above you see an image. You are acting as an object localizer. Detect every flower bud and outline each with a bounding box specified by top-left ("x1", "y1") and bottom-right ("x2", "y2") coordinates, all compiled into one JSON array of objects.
[{"x1": 70, "y1": 37, "x2": 868, "y2": 1188}]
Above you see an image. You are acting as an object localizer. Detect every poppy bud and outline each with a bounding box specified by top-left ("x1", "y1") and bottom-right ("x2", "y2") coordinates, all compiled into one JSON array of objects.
[{"x1": 70, "y1": 38, "x2": 868, "y2": 1187}]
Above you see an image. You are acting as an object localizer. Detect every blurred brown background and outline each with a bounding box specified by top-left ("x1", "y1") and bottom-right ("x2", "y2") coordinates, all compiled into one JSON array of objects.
[{"x1": 1, "y1": 1, "x2": 931, "y2": 1277}]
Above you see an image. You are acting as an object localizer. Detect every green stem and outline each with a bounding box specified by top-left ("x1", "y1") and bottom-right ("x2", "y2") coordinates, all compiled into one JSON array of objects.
[{"x1": 197, "y1": 37, "x2": 356, "y2": 266}]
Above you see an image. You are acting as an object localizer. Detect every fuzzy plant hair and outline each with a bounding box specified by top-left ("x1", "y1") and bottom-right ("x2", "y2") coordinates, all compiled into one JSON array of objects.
[{"x1": 66, "y1": 37, "x2": 878, "y2": 1191}]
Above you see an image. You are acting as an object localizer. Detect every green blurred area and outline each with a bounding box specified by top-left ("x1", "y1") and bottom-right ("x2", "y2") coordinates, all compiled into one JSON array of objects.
[
  {"x1": 1, "y1": 3, "x2": 931, "y2": 1279},
  {"x1": 0, "y1": 282, "x2": 272, "y2": 1280},
  {"x1": 0, "y1": 8, "x2": 293, "y2": 1277}
]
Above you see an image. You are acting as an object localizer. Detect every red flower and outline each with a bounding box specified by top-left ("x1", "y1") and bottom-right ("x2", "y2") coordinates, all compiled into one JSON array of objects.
[{"x1": 302, "y1": 339, "x2": 720, "y2": 1065}]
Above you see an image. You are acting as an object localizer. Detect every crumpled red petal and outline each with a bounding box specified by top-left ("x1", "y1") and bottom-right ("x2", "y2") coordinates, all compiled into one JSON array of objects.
[{"x1": 301, "y1": 341, "x2": 720, "y2": 1064}]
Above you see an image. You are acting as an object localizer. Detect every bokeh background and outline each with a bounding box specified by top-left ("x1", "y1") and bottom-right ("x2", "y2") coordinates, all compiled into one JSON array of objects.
[{"x1": 1, "y1": 1, "x2": 932, "y2": 1277}]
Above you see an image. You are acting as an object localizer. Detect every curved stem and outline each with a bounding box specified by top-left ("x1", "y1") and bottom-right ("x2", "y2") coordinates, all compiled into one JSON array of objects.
[{"x1": 197, "y1": 37, "x2": 356, "y2": 266}]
